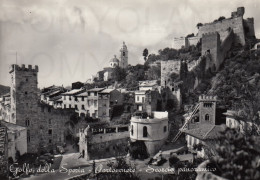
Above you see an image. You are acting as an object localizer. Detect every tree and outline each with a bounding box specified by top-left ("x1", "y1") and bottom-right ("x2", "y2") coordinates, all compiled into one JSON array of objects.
[
  {"x1": 147, "y1": 66, "x2": 161, "y2": 80},
  {"x1": 143, "y1": 48, "x2": 149, "y2": 61},
  {"x1": 113, "y1": 66, "x2": 127, "y2": 82},
  {"x1": 196, "y1": 23, "x2": 203, "y2": 29},
  {"x1": 208, "y1": 128, "x2": 260, "y2": 180},
  {"x1": 218, "y1": 16, "x2": 226, "y2": 21}
]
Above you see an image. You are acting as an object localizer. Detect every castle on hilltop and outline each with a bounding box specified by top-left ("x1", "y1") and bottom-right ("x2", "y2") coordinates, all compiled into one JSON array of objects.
[
  {"x1": 173, "y1": 7, "x2": 255, "y2": 49},
  {"x1": 170, "y1": 7, "x2": 255, "y2": 73}
]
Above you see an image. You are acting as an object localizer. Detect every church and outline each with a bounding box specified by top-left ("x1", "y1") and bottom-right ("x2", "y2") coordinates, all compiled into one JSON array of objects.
[
  {"x1": 109, "y1": 41, "x2": 128, "y2": 69},
  {"x1": 103, "y1": 42, "x2": 128, "y2": 81}
]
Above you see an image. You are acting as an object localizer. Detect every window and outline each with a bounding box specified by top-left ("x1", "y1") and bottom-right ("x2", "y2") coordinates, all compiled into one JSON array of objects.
[
  {"x1": 82, "y1": 97, "x2": 84, "y2": 101},
  {"x1": 26, "y1": 78, "x2": 28, "y2": 82},
  {"x1": 131, "y1": 125, "x2": 133, "y2": 136},
  {"x1": 94, "y1": 100, "x2": 97, "y2": 107},
  {"x1": 48, "y1": 107, "x2": 51, "y2": 112},
  {"x1": 137, "y1": 96, "x2": 139, "y2": 101},
  {"x1": 48, "y1": 129, "x2": 52, "y2": 135},
  {"x1": 69, "y1": 104, "x2": 71, "y2": 108},
  {"x1": 25, "y1": 91, "x2": 28, "y2": 95},
  {"x1": 64, "y1": 104, "x2": 66, "y2": 109},
  {"x1": 69, "y1": 96, "x2": 71, "y2": 101},
  {"x1": 75, "y1": 105, "x2": 78, "y2": 110},
  {"x1": 142, "y1": 97, "x2": 145, "y2": 103},
  {"x1": 25, "y1": 119, "x2": 30, "y2": 127},
  {"x1": 49, "y1": 139, "x2": 52, "y2": 143},
  {"x1": 143, "y1": 126, "x2": 148, "y2": 137},
  {"x1": 203, "y1": 103, "x2": 212, "y2": 108},
  {"x1": 205, "y1": 114, "x2": 210, "y2": 121},
  {"x1": 75, "y1": 97, "x2": 78, "y2": 101},
  {"x1": 82, "y1": 105, "x2": 85, "y2": 110},
  {"x1": 49, "y1": 119, "x2": 51, "y2": 124},
  {"x1": 27, "y1": 130, "x2": 30, "y2": 143},
  {"x1": 64, "y1": 96, "x2": 66, "y2": 100},
  {"x1": 164, "y1": 126, "x2": 167, "y2": 133},
  {"x1": 94, "y1": 92, "x2": 97, "y2": 96}
]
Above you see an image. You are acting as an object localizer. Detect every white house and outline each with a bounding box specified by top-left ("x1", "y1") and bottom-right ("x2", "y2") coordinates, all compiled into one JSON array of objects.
[{"x1": 130, "y1": 111, "x2": 169, "y2": 156}]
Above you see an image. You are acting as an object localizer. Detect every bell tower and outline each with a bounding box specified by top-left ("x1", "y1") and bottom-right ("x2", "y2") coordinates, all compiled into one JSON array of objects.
[{"x1": 120, "y1": 41, "x2": 128, "y2": 69}]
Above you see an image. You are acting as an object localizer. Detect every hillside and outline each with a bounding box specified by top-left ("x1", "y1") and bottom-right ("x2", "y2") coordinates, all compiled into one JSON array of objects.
[{"x1": 0, "y1": 85, "x2": 10, "y2": 96}]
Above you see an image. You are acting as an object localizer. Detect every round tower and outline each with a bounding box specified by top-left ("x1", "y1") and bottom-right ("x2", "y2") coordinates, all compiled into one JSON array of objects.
[{"x1": 130, "y1": 111, "x2": 169, "y2": 156}]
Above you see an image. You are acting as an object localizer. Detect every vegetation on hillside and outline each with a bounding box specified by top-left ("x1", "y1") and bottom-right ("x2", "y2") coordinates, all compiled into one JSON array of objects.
[
  {"x1": 208, "y1": 128, "x2": 260, "y2": 180},
  {"x1": 0, "y1": 85, "x2": 10, "y2": 96}
]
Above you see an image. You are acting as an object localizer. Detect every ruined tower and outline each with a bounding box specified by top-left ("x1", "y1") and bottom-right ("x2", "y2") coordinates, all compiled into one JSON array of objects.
[
  {"x1": 199, "y1": 95, "x2": 217, "y2": 125},
  {"x1": 9, "y1": 64, "x2": 39, "y2": 151},
  {"x1": 120, "y1": 41, "x2": 128, "y2": 69}
]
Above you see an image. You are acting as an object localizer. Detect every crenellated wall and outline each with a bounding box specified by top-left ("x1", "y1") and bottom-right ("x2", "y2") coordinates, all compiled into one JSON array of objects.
[{"x1": 198, "y1": 16, "x2": 245, "y2": 46}]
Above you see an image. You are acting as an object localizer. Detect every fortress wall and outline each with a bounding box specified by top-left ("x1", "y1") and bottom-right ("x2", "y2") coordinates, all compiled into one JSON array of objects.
[
  {"x1": 219, "y1": 30, "x2": 234, "y2": 68},
  {"x1": 244, "y1": 18, "x2": 255, "y2": 37},
  {"x1": 173, "y1": 37, "x2": 187, "y2": 49},
  {"x1": 161, "y1": 60, "x2": 181, "y2": 87},
  {"x1": 198, "y1": 16, "x2": 245, "y2": 46},
  {"x1": 187, "y1": 36, "x2": 200, "y2": 47},
  {"x1": 202, "y1": 32, "x2": 220, "y2": 71}
]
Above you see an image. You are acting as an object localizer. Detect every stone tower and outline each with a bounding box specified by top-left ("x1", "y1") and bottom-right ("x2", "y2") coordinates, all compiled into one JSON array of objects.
[
  {"x1": 199, "y1": 95, "x2": 217, "y2": 125},
  {"x1": 120, "y1": 41, "x2": 128, "y2": 69},
  {"x1": 9, "y1": 64, "x2": 39, "y2": 150}
]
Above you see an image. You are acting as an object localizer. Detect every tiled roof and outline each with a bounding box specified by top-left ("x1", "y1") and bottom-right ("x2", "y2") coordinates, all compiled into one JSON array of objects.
[
  {"x1": 49, "y1": 95, "x2": 62, "y2": 101},
  {"x1": 99, "y1": 89, "x2": 115, "y2": 94},
  {"x1": 139, "y1": 80, "x2": 157, "y2": 87},
  {"x1": 62, "y1": 88, "x2": 85, "y2": 95},
  {"x1": 87, "y1": 88, "x2": 105, "y2": 92},
  {"x1": 75, "y1": 92, "x2": 88, "y2": 97},
  {"x1": 0, "y1": 121, "x2": 26, "y2": 132},
  {"x1": 182, "y1": 123, "x2": 225, "y2": 140}
]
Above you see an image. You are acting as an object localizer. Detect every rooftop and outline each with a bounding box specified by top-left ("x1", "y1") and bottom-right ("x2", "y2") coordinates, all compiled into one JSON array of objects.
[
  {"x1": 87, "y1": 88, "x2": 105, "y2": 92},
  {"x1": 0, "y1": 121, "x2": 27, "y2": 132},
  {"x1": 131, "y1": 111, "x2": 168, "y2": 124},
  {"x1": 99, "y1": 89, "x2": 115, "y2": 94},
  {"x1": 76, "y1": 92, "x2": 88, "y2": 97},
  {"x1": 49, "y1": 95, "x2": 62, "y2": 102},
  {"x1": 139, "y1": 80, "x2": 158, "y2": 87},
  {"x1": 62, "y1": 88, "x2": 85, "y2": 95},
  {"x1": 182, "y1": 123, "x2": 225, "y2": 140}
]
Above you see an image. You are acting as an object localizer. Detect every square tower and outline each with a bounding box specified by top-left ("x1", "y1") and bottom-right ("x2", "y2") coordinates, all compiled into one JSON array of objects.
[
  {"x1": 120, "y1": 41, "x2": 128, "y2": 69},
  {"x1": 199, "y1": 95, "x2": 217, "y2": 125},
  {"x1": 9, "y1": 64, "x2": 39, "y2": 151}
]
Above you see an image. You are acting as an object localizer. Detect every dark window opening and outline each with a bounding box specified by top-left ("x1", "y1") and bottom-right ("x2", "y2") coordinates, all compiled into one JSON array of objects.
[
  {"x1": 205, "y1": 114, "x2": 210, "y2": 121},
  {"x1": 164, "y1": 126, "x2": 167, "y2": 132},
  {"x1": 48, "y1": 129, "x2": 52, "y2": 135},
  {"x1": 143, "y1": 126, "x2": 148, "y2": 137}
]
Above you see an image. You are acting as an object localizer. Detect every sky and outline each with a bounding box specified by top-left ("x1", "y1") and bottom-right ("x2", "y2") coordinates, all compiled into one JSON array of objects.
[{"x1": 0, "y1": 0, "x2": 259, "y2": 88}]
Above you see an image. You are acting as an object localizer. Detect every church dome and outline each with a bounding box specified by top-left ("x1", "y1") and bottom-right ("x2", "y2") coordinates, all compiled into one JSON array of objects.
[{"x1": 110, "y1": 55, "x2": 119, "y2": 63}]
